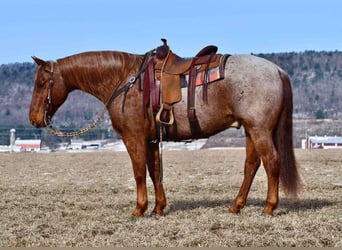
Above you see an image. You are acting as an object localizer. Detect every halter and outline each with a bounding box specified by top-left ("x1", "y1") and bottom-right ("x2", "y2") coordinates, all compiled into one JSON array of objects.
[
  {"x1": 44, "y1": 49, "x2": 155, "y2": 137},
  {"x1": 43, "y1": 61, "x2": 54, "y2": 127}
]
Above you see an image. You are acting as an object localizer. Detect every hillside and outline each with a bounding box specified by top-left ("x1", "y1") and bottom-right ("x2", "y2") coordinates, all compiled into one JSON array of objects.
[
  {"x1": 258, "y1": 51, "x2": 342, "y2": 118},
  {"x1": 0, "y1": 50, "x2": 342, "y2": 145}
]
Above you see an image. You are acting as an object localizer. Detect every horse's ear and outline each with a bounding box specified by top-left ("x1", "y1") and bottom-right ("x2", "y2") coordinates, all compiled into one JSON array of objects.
[{"x1": 32, "y1": 56, "x2": 46, "y2": 66}]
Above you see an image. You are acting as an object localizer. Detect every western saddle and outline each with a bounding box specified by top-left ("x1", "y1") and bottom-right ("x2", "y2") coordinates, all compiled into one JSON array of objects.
[{"x1": 143, "y1": 39, "x2": 229, "y2": 136}]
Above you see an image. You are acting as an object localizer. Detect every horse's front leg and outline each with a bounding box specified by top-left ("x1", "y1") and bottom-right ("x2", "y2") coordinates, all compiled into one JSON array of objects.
[
  {"x1": 123, "y1": 136, "x2": 148, "y2": 217},
  {"x1": 147, "y1": 142, "x2": 167, "y2": 216}
]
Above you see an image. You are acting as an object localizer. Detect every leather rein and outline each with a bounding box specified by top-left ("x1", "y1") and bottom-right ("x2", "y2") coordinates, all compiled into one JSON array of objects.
[{"x1": 44, "y1": 50, "x2": 154, "y2": 137}]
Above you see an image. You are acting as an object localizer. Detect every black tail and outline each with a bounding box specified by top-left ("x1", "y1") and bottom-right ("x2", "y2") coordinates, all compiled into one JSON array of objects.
[{"x1": 274, "y1": 69, "x2": 303, "y2": 198}]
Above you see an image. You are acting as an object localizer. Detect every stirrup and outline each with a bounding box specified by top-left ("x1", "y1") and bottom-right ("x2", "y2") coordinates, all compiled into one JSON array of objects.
[{"x1": 156, "y1": 104, "x2": 174, "y2": 125}]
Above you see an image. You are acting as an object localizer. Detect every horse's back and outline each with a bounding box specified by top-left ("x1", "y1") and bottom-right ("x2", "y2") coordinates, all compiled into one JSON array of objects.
[{"x1": 226, "y1": 54, "x2": 284, "y2": 91}]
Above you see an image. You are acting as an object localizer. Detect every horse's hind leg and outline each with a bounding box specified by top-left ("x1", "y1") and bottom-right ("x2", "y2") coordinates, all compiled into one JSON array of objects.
[
  {"x1": 146, "y1": 142, "x2": 167, "y2": 216},
  {"x1": 229, "y1": 133, "x2": 261, "y2": 213},
  {"x1": 250, "y1": 130, "x2": 280, "y2": 215}
]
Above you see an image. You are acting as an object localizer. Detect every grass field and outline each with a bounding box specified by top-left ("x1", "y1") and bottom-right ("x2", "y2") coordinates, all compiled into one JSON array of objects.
[{"x1": 0, "y1": 148, "x2": 341, "y2": 247}]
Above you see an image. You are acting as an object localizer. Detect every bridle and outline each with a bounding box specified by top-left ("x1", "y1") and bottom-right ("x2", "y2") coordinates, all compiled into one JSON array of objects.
[
  {"x1": 43, "y1": 61, "x2": 54, "y2": 127},
  {"x1": 43, "y1": 60, "x2": 111, "y2": 137},
  {"x1": 43, "y1": 49, "x2": 155, "y2": 137}
]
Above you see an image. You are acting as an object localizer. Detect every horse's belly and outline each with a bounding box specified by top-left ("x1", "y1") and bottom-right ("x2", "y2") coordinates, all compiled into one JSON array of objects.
[{"x1": 167, "y1": 87, "x2": 235, "y2": 140}]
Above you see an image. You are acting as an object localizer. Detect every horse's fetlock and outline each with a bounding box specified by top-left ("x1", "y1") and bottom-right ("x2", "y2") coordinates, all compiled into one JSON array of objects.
[
  {"x1": 153, "y1": 207, "x2": 165, "y2": 216},
  {"x1": 132, "y1": 209, "x2": 144, "y2": 217},
  {"x1": 262, "y1": 206, "x2": 274, "y2": 216},
  {"x1": 229, "y1": 206, "x2": 241, "y2": 214}
]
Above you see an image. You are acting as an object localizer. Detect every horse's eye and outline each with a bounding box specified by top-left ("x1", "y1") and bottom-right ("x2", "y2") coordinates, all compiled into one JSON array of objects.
[{"x1": 36, "y1": 82, "x2": 46, "y2": 89}]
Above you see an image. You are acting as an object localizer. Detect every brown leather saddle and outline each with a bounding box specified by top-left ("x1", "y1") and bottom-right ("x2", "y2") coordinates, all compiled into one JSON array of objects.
[{"x1": 143, "y1": 39, "x2": 229, "y2": 134}]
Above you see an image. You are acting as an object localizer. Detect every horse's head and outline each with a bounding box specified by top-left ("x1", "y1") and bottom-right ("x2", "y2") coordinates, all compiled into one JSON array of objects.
[{"x1": 29, "y1": 56, "x2": 69, "y2": 128}]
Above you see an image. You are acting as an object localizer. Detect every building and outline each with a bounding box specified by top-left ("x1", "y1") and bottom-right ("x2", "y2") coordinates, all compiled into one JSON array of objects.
[
  {"x1": 66, "y1": 139, "x2": 102, "y2": 150},
  {"x1": 307, "y1": 136, "x2": 342, "y2": 149},
  {"x1": 14, "y1": 139, "x2": 42, "y2": 152}
]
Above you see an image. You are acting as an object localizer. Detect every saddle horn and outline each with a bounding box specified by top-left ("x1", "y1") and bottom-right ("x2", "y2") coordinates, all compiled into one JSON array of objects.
[
  {"x1": 156, "y1": 38, "x2": 169, "y2": 60},
  {"x1": 161, "y1": 38, "x2": 167, "y2": 46}
]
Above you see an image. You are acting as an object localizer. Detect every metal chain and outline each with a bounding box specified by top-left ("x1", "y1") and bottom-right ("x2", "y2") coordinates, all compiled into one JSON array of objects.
[{"x1": 47, "y1": 107, "x2": 108, "y2": 137}]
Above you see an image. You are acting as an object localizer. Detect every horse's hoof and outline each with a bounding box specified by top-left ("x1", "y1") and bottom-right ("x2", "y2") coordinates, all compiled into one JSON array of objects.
[
  {"x1": 228, "y1": 206, "x2": 240, "y2": 214},
  {"x1": 132, "y1": 209, "x2": 144, "y2": 217},
  {"x1": 262, "y1": 207, "x2": 274, "y2": 216},
  {"x1": 152, "y1": 208, "x2": 165, "y2": 216},
  {"x1": 149, "y1": 211, "x2": 163, "y2": 219}
]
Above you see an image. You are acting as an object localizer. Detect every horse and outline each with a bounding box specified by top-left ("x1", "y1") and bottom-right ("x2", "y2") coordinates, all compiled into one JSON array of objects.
[{"x1": 29, "y1": 44, "x2": 302, "y2": 217}]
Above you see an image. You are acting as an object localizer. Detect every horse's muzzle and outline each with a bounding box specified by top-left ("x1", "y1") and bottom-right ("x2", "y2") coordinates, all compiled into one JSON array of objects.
[{"x1": 30, "y1": 120, "x2": 46, "y2": 128}]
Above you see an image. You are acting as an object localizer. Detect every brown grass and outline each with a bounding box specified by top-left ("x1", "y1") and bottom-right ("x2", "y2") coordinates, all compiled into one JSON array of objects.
[{"x1": 0, "y1": 148, "x2": 341, "y2": 247}]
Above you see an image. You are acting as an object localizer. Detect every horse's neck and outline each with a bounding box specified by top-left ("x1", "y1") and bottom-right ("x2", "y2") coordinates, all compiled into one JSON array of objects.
[{"x1": 58, "y1": 52, "x2": 143, "y2": 104}]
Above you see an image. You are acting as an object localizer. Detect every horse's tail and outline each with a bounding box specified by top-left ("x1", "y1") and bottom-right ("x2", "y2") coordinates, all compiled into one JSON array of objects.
[{"x1": 274, "y1": 69, "x2": 303, "y2": 198}]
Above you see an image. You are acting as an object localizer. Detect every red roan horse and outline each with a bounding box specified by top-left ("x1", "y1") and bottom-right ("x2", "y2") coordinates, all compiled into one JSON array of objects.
[{"x1": 29, "y1": 42, "x2": 302, "y2": 217}]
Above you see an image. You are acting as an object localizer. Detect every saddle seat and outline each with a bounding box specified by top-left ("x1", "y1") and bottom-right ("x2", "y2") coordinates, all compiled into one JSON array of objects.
[
  {"x1": 163, "y1": 45, "x2": 218, "y2": 75},
  {"x1": 154, "y1": 39, "x2": 223, "y2": 107}
]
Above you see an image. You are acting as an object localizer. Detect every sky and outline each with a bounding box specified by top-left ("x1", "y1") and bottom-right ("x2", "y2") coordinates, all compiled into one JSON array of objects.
[{"x1": 0, "y1": 0, "x2": 341, "y2": 64}]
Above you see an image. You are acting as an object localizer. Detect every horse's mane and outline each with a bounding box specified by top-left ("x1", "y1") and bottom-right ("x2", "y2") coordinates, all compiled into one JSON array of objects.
[{"x1": 56, "y1": 51, "x2": 143, "y2": 91}]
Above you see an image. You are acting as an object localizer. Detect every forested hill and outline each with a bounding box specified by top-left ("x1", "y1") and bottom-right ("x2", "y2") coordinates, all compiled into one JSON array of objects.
[
  {"x1": 257, "y1": 51, "x2": 342, "y2": 119},
  {"x1": 0, "y1": 50, "x2": 341, "y2": 137}
]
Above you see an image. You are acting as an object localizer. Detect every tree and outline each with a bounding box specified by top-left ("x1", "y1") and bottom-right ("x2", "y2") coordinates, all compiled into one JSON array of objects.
[
  {"x1": 315, "y1": 109, "x2": 324, "y2": 119},
  {"x1": 5, "y1": 108, "x2": 11, "y2": 116}
]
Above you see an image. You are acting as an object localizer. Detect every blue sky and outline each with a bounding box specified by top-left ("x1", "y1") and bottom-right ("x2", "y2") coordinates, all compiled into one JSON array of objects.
[{"x1": 0, "y1": 0, "x2": 341, "y2": 64}]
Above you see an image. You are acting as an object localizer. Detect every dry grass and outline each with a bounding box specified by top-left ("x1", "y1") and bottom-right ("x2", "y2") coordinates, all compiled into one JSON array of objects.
[{"x1": 0, "y1": 148, "x2": 341, "y2": 247}]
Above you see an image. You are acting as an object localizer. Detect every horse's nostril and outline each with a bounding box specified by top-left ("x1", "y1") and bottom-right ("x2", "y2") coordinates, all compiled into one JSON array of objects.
[{"x1": 30, "y1": 120, "x2": 37, "y2": 127}]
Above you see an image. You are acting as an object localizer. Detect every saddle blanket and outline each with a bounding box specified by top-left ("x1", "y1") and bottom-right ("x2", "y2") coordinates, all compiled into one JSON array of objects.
[{"x1": 183, "y1": 66, "x2": 221, "y2": 87}]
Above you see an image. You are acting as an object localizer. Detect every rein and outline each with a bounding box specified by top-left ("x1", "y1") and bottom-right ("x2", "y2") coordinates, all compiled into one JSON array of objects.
[{"x1": 45, "y1": 50, "x2": 154, "y2": 137}]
